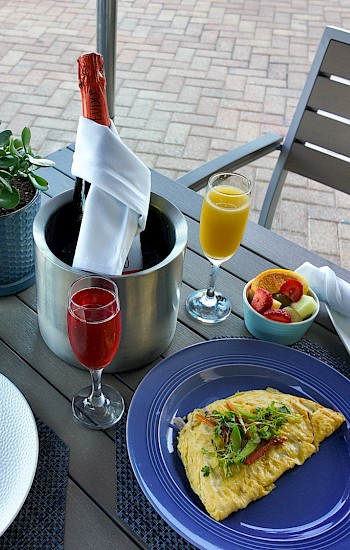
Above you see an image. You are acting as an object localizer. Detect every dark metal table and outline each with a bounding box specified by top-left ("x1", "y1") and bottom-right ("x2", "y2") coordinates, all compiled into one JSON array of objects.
[{"x1": 0, "y1": 145, "x2": 349, "y2": 549}]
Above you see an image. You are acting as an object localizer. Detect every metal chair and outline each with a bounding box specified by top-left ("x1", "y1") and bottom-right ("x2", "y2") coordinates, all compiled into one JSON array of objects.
[{"x1": 177, "y1": 26, "x2": 350, "y2": 229}]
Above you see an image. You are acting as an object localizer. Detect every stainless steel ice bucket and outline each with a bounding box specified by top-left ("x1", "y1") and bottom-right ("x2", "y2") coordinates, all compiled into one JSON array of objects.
[{"x1": 33, "y1": 190, "x2": 187, "y2": 372}]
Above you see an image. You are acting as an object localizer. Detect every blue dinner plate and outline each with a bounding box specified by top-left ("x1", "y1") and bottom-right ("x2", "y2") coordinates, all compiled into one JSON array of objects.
[{"x1": 126, "y1": 338, "x2": 350, "y2": 550}]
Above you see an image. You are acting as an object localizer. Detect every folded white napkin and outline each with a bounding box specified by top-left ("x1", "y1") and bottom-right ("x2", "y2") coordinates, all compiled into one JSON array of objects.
[
  {"x1": 296, "y1": 262, "x2": 350, "y2": 317},
  {"x1": 71, "y1": 116, "x2": 151, "y2": 275}
]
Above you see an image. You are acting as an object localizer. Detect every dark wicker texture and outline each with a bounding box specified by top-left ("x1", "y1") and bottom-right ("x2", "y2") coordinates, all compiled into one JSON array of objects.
[{"x1": 0, "y1": 417, "x2": 69, "y2": 550}]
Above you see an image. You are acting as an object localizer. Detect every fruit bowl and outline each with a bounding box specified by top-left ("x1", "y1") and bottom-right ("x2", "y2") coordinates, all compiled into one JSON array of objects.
[{"x1": 243, "y1": 279, "x2": 320, "y2": 345}]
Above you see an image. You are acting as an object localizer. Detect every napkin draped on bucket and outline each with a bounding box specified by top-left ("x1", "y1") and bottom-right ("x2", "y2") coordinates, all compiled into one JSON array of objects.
[
  {"x1": 71, "y1": 116, "x2": 151, "y2": 275},
  {"x1": 296, "y1": 262, "x2": 350, "y2": 317}
]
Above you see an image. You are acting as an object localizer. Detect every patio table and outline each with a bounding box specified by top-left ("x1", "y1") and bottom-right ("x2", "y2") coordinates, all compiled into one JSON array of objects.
[{"x1": 0, "y1": 144, "x2": 349, "y2": 549}]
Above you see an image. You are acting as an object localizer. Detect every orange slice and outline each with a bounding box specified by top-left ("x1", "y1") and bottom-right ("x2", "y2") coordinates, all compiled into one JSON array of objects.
[{"x1": 251, "y1": 268, "x2": 308, "y2": 295}]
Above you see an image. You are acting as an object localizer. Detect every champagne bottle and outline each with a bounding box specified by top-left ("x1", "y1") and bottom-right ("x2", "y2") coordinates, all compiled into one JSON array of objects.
[
  {"x1": 56, "y1": 53, "x2": 110, "y2": 265},
  {"x1": 68, "y1": 52, "x2": 146, "y2": 274},
  {"x1": 73, "y1": 52, "x2": 110, "y2": 221}
]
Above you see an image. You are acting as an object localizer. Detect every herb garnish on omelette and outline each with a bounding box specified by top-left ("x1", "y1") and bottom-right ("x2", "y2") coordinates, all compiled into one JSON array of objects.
[{"x1": 177, "y1": 388, "x2": 345, "y2": 521}]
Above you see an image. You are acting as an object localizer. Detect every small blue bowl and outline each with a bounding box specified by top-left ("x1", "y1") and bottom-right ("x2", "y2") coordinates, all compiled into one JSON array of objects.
[{"x1": 243, "y1": 280, "x2": 319, "y2": 345}]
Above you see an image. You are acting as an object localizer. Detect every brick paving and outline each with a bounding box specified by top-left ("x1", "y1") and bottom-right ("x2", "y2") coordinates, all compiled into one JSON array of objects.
[{"x1": 1, "y1": 0, "x2": 350, "y2": 268}]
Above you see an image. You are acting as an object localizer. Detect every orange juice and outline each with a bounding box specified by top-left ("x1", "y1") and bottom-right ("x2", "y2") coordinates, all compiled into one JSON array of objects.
[{"x1": 199, "y1": 185, "x2": 250, "y2": 261}]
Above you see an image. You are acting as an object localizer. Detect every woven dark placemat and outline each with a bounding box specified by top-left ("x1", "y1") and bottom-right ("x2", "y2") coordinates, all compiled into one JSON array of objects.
[
  {"x1": 116, "y1": 418, "x2": 196, "y2": 550},
  {"x1": 292, "y1": 337, "x2": 350, "y2": 377},
  {"x1": 0, "y1": 417, "x2": 69, "y2": 550},
  {"x1": 115, "y1": 337, "x2": 350, "y2": 550}
]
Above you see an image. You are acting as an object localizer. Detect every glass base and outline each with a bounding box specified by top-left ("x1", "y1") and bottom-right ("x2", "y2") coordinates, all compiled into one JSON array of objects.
[
  {"x1": 185, "y1": 288, "x2": 231, "y2": 323},
  {"x1": 72, "y1": 384, "x2": 125, "y2": 430}
]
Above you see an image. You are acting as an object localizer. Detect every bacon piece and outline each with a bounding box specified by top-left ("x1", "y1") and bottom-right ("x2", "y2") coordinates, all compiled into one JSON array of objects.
[
  {"x1": 195, "y1": 413, "x2": 216, "y2": 428},
  {"x1": 244, "y1": 436, "x2": 288, "y2": 465}
]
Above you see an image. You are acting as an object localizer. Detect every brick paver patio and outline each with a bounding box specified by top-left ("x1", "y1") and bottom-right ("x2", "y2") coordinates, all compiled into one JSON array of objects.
[{"x1": 1, "y1": 0, "x2": 350, "y2": 267}]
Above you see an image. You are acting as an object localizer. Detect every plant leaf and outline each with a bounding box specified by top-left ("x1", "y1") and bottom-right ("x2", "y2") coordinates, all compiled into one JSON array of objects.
[
  {"x1": 28, "y1": 172, "x2": 49, "y2": 190},
  {"x1": 9, "y1": 138, "x2": 21, "y2": 158},
  {"x1": 15, "y1": 170, "x2": 28, "y2": 179},
  {"x1": 0, "y1": 186, "x2": 20, "y2": 209},
  {"x1": 0, "y1": 169, "x2": 12, "y2": 179},
  {"x1": 0, "y1": 156, "x2": 18, "y2": 169},
  {"x1": 13, "y1": 138, "x2": 23, "y2": 150},
  {"x1": 27, "y1": 154, "x2": 55, "y2": 167},
  {"x1": 0, "y1": 171, "x2": 13, "y2": 191},
  {"x1": 22, "y1": 127, "x2": 31, "y2": 152},
  {"x1": 0, "y1": 130, "x2": 12, "y2": 148}
]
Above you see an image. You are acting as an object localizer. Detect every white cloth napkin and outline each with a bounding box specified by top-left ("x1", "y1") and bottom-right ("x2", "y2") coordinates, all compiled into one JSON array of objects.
[
  {"x1": 296, "y1": 262, "x2": 350, "y2": 317},
  {"x1": 71, "y1": 116, "x2": 151, "y2": 275}
]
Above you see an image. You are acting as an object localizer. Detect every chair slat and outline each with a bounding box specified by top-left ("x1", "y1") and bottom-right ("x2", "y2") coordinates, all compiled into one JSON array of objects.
[
  {"x1": 320, "y1": 39, "x2": 350, "y2": 80},
  {"x1": 295, "y1": 110, "x2": 350, "y2": 158},
  {"x1": 285, "y1": 142, "x2": 350, "y2": 194},
  {"x1": 308, "y1": 76, "x2": 350, "y2": 120}
]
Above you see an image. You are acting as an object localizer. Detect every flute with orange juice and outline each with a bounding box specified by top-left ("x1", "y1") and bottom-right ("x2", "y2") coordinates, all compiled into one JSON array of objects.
[
  {"x1": 186, "y1": 173, "x2": 251, "y2": 324},
  {"x1": 200, "y1": 184, "x2": 250, "y2": 262}
]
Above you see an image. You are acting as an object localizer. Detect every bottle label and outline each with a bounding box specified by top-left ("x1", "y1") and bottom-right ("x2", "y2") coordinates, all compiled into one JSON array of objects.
[{"x1": 78, "y1": 53, "x2": 110, "y2": 127}]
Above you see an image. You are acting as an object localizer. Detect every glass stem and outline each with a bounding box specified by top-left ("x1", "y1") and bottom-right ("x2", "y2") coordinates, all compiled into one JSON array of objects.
[
  {"x1": 88, "y1": 368, "x2": 105, "y2": 408},
  {"x1": 206, "y1": 263, "x2": 221, "y2": 298}
]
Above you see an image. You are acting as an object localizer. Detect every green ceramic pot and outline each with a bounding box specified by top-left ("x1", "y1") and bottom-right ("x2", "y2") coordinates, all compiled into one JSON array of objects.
[{"x1": 0, "y1": 190, "x2": 41, "y2": 296}]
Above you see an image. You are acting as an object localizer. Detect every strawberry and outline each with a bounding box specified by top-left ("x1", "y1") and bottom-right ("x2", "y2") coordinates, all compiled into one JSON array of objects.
[
  {"x1": 263, "y1": 309, "x2": 292, "y2": 323},
  {"x1": 279, "y1": 279, "x2": 303, "y2": 302},
  {"x1": 250, "y1": 287, "x2": 273, "y2": 313}
]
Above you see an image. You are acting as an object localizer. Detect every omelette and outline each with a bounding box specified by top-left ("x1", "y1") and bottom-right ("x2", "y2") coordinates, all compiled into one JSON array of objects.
[{"x1": 177, "y1": 388, "x2": 345, "y2": 521}]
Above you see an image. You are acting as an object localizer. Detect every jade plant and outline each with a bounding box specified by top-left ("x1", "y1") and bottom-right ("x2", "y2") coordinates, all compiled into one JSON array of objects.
[{"x1": 0, "y1": 127, "x2": 55, "y2": 210}]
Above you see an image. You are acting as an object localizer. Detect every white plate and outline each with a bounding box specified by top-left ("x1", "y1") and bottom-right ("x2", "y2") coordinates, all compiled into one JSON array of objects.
[
  {"x1": 326, "y1": 304, "x2": 350, "y2": 355},
  {"x1": 0, "y1": 373, "x2": 39, "y2": 536}
]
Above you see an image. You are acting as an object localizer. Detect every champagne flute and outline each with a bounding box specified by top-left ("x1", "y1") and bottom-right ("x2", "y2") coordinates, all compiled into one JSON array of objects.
[
  {"x1": 186, "y1": 172, "x2": 251, "y2": 323},
  {"x1": 67, "y1": 275, "x2": 124, "y2": 429}
]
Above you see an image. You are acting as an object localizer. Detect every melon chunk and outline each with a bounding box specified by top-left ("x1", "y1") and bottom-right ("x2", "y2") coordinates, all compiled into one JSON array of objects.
[
  {"x1": 290, "y1": 294, "x2": 317, "y2": 320},
  {"x1": 283, "y1": 306, "x2": 303, "y2": 323}
]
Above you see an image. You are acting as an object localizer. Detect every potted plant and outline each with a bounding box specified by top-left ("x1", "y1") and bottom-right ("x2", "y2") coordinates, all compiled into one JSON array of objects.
[{"x1": 0, "y1": 126, "x2": 55, "y2": 296}]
